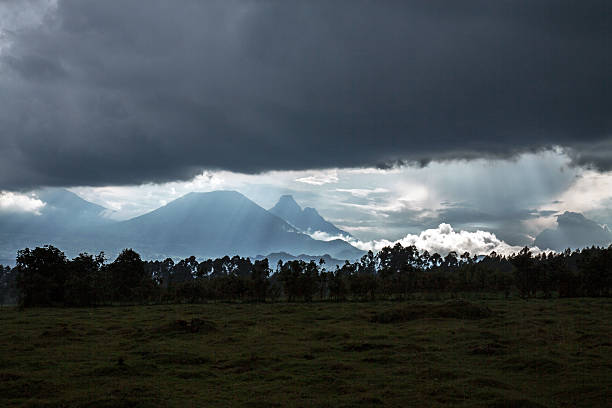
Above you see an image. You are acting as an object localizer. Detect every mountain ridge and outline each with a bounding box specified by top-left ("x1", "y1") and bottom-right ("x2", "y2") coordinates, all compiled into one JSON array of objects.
[
  {"x1": 269, "y1": 195, "x2": 351, "y2": 238},
  {"x1": 0, "y1": 189, "x2": 363, "y2": 263},
  {"x1": 106, "y1": 190, "x2": 362, "y2": 260}
]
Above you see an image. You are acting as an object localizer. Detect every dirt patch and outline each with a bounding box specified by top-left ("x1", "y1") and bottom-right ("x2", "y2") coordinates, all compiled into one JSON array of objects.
[
  {"x1": 502, "y1": 356, "x2": 561, "y2": 373},
  {"x1": 310, "y1": 330, "x2": 346, "y2": 341},
  {"x1": 341, "y1": 342, "x2": 394, "y2": 352},
  {"x1": 466, "y1": 377, "x2": 513, "y2": 390},
  {"x1": 0, "y1": 379, "x2": 57, "y2": 399},
  {"x1": 160, "y1": 318, "x2": 217, "y2": 334},
  {"x1": 371, "y1": 300, "x2": 492, "y2": 323},
  {"x1": 470, "y1": 342, "x2": 507, "y2": 356},
  {"x1": 0, "y1": 372, "x2": 21, "y2": 381},
  {"x1": 40, "y1": 326, "x2": 77, "y2": 337},
  {"x1": 214, "y1": 356, "x2": 261, "y2": 374},
  {"x1": 174, "y1": 370, "x2": 210, "y2": 379},
  {"x1": 357, "y1": 396, "x2": 383, "y2": 405},
  {"x1": 361, "y1": 356, "x2": 398, "y2": 364},
  {"x1": 419, "y1": 368, "x2": 461, "y2": 381},
  {"x1": 487, "y1": 398, "x2": 546, "y2": 408},
  {"x1": 89, "y1": 364, "x2": 140, "y2": 377},
  {"x1": 154, "y1": 352, "x2": 211, "y2": 366},
  {"x1": 329, "y1": 362, "x2": 353, "y2": 372}
]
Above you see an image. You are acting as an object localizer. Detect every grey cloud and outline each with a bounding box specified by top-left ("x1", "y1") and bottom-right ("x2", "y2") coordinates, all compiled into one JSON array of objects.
[
  {"x1": 566, "y1": 140, "x2": 612, "y2": 172},
  {"x1": 0, "y1": 0, "x2": 610, "y2": 189}
]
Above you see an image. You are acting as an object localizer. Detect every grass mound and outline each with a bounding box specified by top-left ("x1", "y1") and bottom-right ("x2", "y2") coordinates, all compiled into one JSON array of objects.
[{"x1": 371, "y1": 300, "x2": 493, "y2": 323}]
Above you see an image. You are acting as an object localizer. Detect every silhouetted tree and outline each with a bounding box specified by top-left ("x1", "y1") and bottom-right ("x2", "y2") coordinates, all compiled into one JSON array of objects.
[
  {"x1": 11, "y1": 240, "x2": 612, "y2": 307},
  {"x1": 250, "y1": 259, "x2": 271, "y2": 301},
  {"x1": 510, "y1": 247, "x2": 537, "y2": 298},
  {"x1": 64, "y1": 252, "x2": 105, "y2": 306},
  {"x1": 16, "y1": 245, "x2": 68, "y2": 307},
  {"x1": 108, "y1": 249, "x2": 151, "y2": 302},
  {"x1": 578, "y1": 246, "x2": 612, "y2": 297}
]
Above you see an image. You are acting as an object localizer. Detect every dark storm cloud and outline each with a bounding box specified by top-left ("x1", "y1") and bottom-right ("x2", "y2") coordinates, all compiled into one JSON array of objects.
[{"x1": 0, "y1": 0, "x2": 610, "y2": 189}]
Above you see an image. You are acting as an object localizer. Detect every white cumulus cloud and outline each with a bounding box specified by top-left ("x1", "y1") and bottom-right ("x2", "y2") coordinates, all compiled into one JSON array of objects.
[
  {"x1": 311, "y1": 223, "x2": 543, "y2": 257},
  {"x1": 0, "y1": 191, "x2": 45, "y2": 215}
]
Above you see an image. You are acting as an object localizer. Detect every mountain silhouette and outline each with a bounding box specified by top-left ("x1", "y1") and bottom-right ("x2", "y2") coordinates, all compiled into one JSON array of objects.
[
  {"x1": 0, "y1": 188, "x2": 113, "y2": 264},
  {"x1": 0, "y1": 189, "x2": 363, "y2": 263},
  {"x1": 0, "y1": 188, "x2": 109, "y2": 234},
  {"x1": 269, "y1": 195, "x2": 350, "y2": 237},
  {"x1": 534, "y1": 212, "x2": 612, "y2": 251},
  {"x1": 100, "y1": 191, "x2": 363, "y2": 260}
]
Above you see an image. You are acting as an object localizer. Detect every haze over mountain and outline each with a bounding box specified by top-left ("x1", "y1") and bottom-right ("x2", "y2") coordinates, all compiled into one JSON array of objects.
[
  {"x1": 106, "y1": 191, "x2": 362, "y2": 260},
  {"x1": 0, "y1": 189, "x2": 363, "y2": 264},
  {"x1": 269, "y1": 195, "x2": 351, "y2": 237},
  {"x1": 0, "y1": 188, "x2": 110, "y2": 235},
  {"x1": 0, "y1": 189, "x2": 113, "y2": 264},
  {"x1": 4, "y1": 186, "x2": 612, "y2": 268}
]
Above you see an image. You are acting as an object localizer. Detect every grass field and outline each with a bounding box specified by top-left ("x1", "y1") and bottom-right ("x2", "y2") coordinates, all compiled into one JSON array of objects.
[{"x1": 1, "y1": 298, "x2": 611, "y2": 407}]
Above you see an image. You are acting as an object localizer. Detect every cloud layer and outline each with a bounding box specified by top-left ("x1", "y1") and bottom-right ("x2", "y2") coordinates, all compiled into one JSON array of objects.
[
  {"x1": 311, "y1": 223, "x2": 536, "y2": 257},
  {"x1": 0, "y1": 1, "x2": 610, "y2": 189}
]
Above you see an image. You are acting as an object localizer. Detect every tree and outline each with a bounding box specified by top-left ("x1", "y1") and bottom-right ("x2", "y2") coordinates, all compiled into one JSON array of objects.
[
  {"x1": 301, "y1": 261, "x2": 320, "y2": 302},
  {"x1": 250, "y1": 259, "x2": 271, "y2": 301},
  {"x1": 278, "y1": 260, "x2": 303, "y2": 301},
  {"x1": 172, "y1": 256, "x2": 198, "y2": 283},
  {"x1": 64, "y1": 252, "x2": 105, "y2": 306},
  {"x1": 328, "y1": 266, "x2": 348, "y2": 301},
  {"x1": 578, "y1": 246, "x2": 612, "y2": 297},
  {"x1": 510, "y1": 247, "x2": 537, "y2": 298},
  {"x1": 108, "y1": 249, "x2": 151, "y2": 302},
  {"x1": 16, "y1": 245, "x2": 68, "y2": 307}
]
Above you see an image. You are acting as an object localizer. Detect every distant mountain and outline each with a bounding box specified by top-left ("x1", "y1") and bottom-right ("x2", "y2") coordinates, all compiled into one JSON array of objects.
[
  {"x1": 0, "y1": 188, "x2": 110, "y2": 235},
  {"x1": 534, "y1": 212, "x2": 612, "y2": 251},
  {"x1": 0, "y1": 189, "x2": 363, "y2": 263},
  {"x1": 0, "y1": 188, "x2": 112, "y2": 265},
  {"x1": 269, "y1": 195, "x2": 350, "y2": 237},
  {"x1": 102, "y1": 191, "x2": 363, "y2": 260}
]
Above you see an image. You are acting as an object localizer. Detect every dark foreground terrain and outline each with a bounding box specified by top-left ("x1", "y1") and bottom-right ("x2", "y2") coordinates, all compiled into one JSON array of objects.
[{"x1": 1, "y1": 298, "x2": 611, "y2": 407}]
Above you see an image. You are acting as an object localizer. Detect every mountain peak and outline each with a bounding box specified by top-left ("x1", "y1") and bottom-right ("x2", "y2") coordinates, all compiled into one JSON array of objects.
[
  {"x1": 277, "y1": 195, "x2": 301, "y2": 208},
  {"x1": 269, "y1": 195, "x2": 351, "y2": 238},
  {"x1": 110, "y1": 189, "x2": 362, "y2": 260},
  {"x1": 33, "y1": 188, "x2": 107, "y2": 217},
  {"x1": 270, "y1": 195, "x2": 302, "y2": 217},
  {"x1": 535, "y1": 211, "x2": 612, "y2": 251}
]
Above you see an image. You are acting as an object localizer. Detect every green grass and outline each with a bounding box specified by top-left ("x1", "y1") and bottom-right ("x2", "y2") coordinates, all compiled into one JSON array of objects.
[{"x1": 1, "y1": 298, "x2": 611, "y2": 407}]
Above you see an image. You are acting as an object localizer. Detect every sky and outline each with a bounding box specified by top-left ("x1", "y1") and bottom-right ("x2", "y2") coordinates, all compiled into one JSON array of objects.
[{"x1": 0, "y1": 1, "x2": 610, "y2": 255}]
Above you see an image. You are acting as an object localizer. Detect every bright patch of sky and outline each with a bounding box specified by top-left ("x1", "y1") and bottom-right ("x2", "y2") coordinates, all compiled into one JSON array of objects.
[{"x1": 67, "y1": 150, "x2": 612, "y2": 249}]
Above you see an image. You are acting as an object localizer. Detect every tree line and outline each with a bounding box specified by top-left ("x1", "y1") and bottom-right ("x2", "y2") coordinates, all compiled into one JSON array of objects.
[{"x1": 0, "y1": 243, "x2": 611, "y2": 307}]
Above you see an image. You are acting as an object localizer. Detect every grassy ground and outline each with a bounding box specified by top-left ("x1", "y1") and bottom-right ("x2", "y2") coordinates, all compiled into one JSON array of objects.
[{"x1": 0, "y1": 298, "x2": 611, "y2": 407}]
